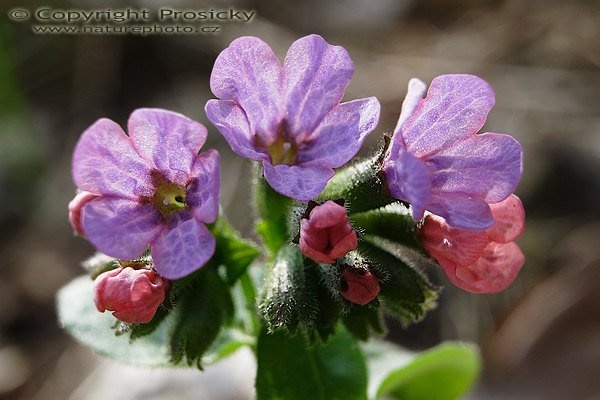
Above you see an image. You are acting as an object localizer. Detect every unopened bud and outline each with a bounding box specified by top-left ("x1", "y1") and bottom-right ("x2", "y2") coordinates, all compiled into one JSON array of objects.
[
  {"x1": 339, "y1": 269, "x2": 380, "y2": 305},
  {"x1": 299, "y1": 201, "x2": 358, "y2": 264},
  {"x1": 93, "y1": 267, "x2": 168, "y2": 323}
]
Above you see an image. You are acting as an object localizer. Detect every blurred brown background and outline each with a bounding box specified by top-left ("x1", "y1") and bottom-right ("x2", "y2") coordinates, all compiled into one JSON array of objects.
[{"x1": 1, "y1": 0, "x2": 599, "y2": 399}]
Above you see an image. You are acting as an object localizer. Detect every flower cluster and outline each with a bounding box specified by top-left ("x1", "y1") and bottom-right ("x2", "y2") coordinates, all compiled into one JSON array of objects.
[{"x1": 68, "y1": 34, "x2": 524, "y2": 330}]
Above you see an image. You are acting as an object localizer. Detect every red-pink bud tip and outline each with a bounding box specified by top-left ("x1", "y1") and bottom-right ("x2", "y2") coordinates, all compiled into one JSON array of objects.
[
  {"x1": 299, "y1": 200, "x2": 358, "y2": 264},
  {"x1": 339, "y1": 269, "x2": 380, "y2": 305},
  {"x1": 93, "y1": 267, "x2": 169, "y2": 324}
]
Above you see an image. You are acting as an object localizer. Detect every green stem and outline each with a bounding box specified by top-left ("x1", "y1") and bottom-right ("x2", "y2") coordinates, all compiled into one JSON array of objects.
[{"x1": 239, "y1": 270, "x2": 260, "y2": 337}]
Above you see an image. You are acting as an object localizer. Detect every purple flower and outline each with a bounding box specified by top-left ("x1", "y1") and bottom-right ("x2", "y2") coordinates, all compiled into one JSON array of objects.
[
  {"x1": 382, "y1": 75, "x2": 523, "y2": 231},
  {"x1": 71, "y1": 108, "x2": 220, "y2": 279},
  {"x1": 205, "y1": 34, "x2": 380, "y2": 201}
]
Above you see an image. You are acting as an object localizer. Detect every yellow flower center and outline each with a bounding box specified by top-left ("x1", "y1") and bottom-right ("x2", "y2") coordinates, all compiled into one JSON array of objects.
[{"x1": 152, "y1": 180, "x2": 188, "y2": 218}]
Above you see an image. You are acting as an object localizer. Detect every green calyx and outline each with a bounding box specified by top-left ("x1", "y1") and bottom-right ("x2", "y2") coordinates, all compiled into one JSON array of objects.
[{"x1": 152, "y1": 181, "x2": 188, "y2": 217}]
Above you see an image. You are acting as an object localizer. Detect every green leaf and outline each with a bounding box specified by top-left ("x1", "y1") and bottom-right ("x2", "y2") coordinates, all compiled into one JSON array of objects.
[
  {"x1": 254, "y1": 168, "x2": 298, "y2": 256},
  {"x1": 258, "y1": 246, "x2": 318, "y2": 333},
  {"x1": 319, "y1": 154, "x2": 396, "y2": 215},
  {"x1": 256, "y1": 327, "x2": 368, "y2": 400},
  {"x1": 364, "y1": 341, "x2": 481, "y2": 400},
  {"x1": 351, "y1": 203, "x2": 422, "y2": 251},
  {"x1": 359, "y1": 238, "x2": 438, "y2": 326},
  {"x1": 343, "y1": 303, "x2": 386, "y2": 341},
  {"x1": 170, "y1": 268, "x2": 234, "y2": 368},
  {"x1": 209, "y1": 217, "x2": 261, "y2": 285}
]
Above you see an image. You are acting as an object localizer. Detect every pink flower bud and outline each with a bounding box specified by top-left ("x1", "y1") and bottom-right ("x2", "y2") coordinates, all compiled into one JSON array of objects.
[
  {"x1": 299, "y1": 201, "x2": 358, "y2": 264},
  {"x1": 68, "y1": 191, "x2": 98, "y2": 236},
  {"x1": 339, "y1": 269, "x2": 380, "y2": 305},
  {"x1": 419, "y1": 195, "x2": 525, "y2": 293},
  {"x1": 93, "y1": 267, "x2": 168, "y2": 323}
]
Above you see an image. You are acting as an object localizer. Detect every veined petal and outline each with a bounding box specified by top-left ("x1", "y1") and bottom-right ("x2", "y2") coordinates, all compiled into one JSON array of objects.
[
  {"x1": 297, "y1": 97, "x2": 380, "y2": 168},
  {"x1": 205, "y1": 99, "x2": 265, "y2": 161},
  {"x1": 454, "y1": 242, "x2": 525, "y2": 293},
  {"x1": 394, "y1": 78, "x2": 427, "y2": 132},
  {"x1": 151, "y1": 213, "x2": 216, "y2": 279},
  {"x1": 419, "y1": 215, "x2": 489, "y2": 267},
  {"x1": 401, "y1": 74, "x2": 495, "y2": 157},
  {"x1": 72, "y1": 118, "x2": 153, "y2": 199},
  {"x1": 487, "y1": 194, "x2": 525, "y2": 243},
  {"x1": 187, "y1": 149, "x2": 220, "y2": 224},
  {"x1": 210, "y1": 37, "x2": 283, "y2": 143},
  {"x1": 283, "y1": 34, "x2": 354, "y2": 138},
  {"x1": 81, "y1": 197, "x2": 162, "y2": 260},
  {"x1": 428, "y1": 132, "x2": 523, "y2": 203},
  {"x1": 382, "y1": 141, "x2": 431, "y2": 220},
  {"x1": 128, "y1": 108, "x2": 208, "y2": 186},
  {"x1": 262, "y1": 161, "x2": 334, "y2": 201},
  {"x1": 428, "y1": 191, "x2": 494, "y2": 231}
]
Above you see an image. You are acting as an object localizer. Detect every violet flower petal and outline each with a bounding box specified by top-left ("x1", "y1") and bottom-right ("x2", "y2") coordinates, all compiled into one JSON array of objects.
[
  {"x1": 297, "y1": 97, "x2": 380, "y2": 167},
  {"x1": 72, "y1": 118, "x2": 153, "y2": 199},
  {"x1": 204, "y1": 99, "x2": 266, "y2": 161},
  {"x1": 383, "y1": 141, "x2": 431, "y2": 220},
  {"x1": 81, "y1": 197, "x2": 162, "y2": 260},
  {"x1": 151, "y1": 213, "x2": 216, "y2": 279},
  {"x1": 429, "y1": 133, "x2": 523, "y2": 203},
  {"x1": 283, "y1": 34, "x2": 354, "y2": 138},
  {"x1": 210, "y1": 36, "x2": 283, "y2": 143},
  {"x1": 427, "y1": 192, "x2": 494, "y2": 231},
  {"x1": 187, "y1": 149, "x2": 220, "y2": 224},
  {"x1": 401, "y1": 74, "x2": 495, "y2": 157},
  {"x1": 128, "y1": 108, "x2": 208, "y2": 186},
  {"x1": 262, "y1": 161, "x2": 334, "y2": 201},
  {"x1": 394, "y1": 78, "x2": 427, "y2": 131}
]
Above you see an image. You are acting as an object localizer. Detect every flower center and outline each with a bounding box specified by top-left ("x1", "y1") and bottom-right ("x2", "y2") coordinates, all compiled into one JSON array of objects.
[
  {"x1": 152, "y1": 181, "x2": 188, "y2": 218},
  {"x1": 255, "y1": 125, "x2": 299, "y2": 166},
  {"x1": 267, "y1": 136, "x2": 298, "y2": 165}
]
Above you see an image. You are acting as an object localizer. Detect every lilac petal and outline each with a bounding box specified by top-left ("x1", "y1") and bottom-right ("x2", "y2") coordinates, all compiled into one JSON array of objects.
[
  {"x1": 128, "y1": 108, "x2": 208, "y2": 186},
  {"x1": 428, "y1": 191, "x2": 494, "y2": 231},
  {"x1": 151, "y1": 213, "x2": 216, "y2": 279},
  {"x1": 429, "y1": 133, "x2": 523, "y2": 203},
  {"x1": 187, "y1": 149, "x2": 220, "y2": 224},
  {"x1": 297, "y1": 97, "x2": 380, "y2": 167},
  {"x1": 262, "y1": 161, "x2": 334, "y2": 201},
  {"x1": 72, "y1": 118, "x2": 153, "y2": 199},
  {"x1": 394, "y1": 78, "x2": 427, "y2": 132},
  {"x1": 401, "y1": 74, "x2": 495, "y2": 157},
  {"x1": 81, "y1": 197, "x2": 162, "y2": 260},
  {"x1": 382, "y1": 141, "x2": 431, "y2": 220},
  {"x1": 283, "y1": 34, "x2": 354, "y2": 138},
  {"x1": 205, "y1": 99, "x2": 265, "y2": 161},
  {"x1": 210, "y1": 37, "x2": 283, "y2": 143}
]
